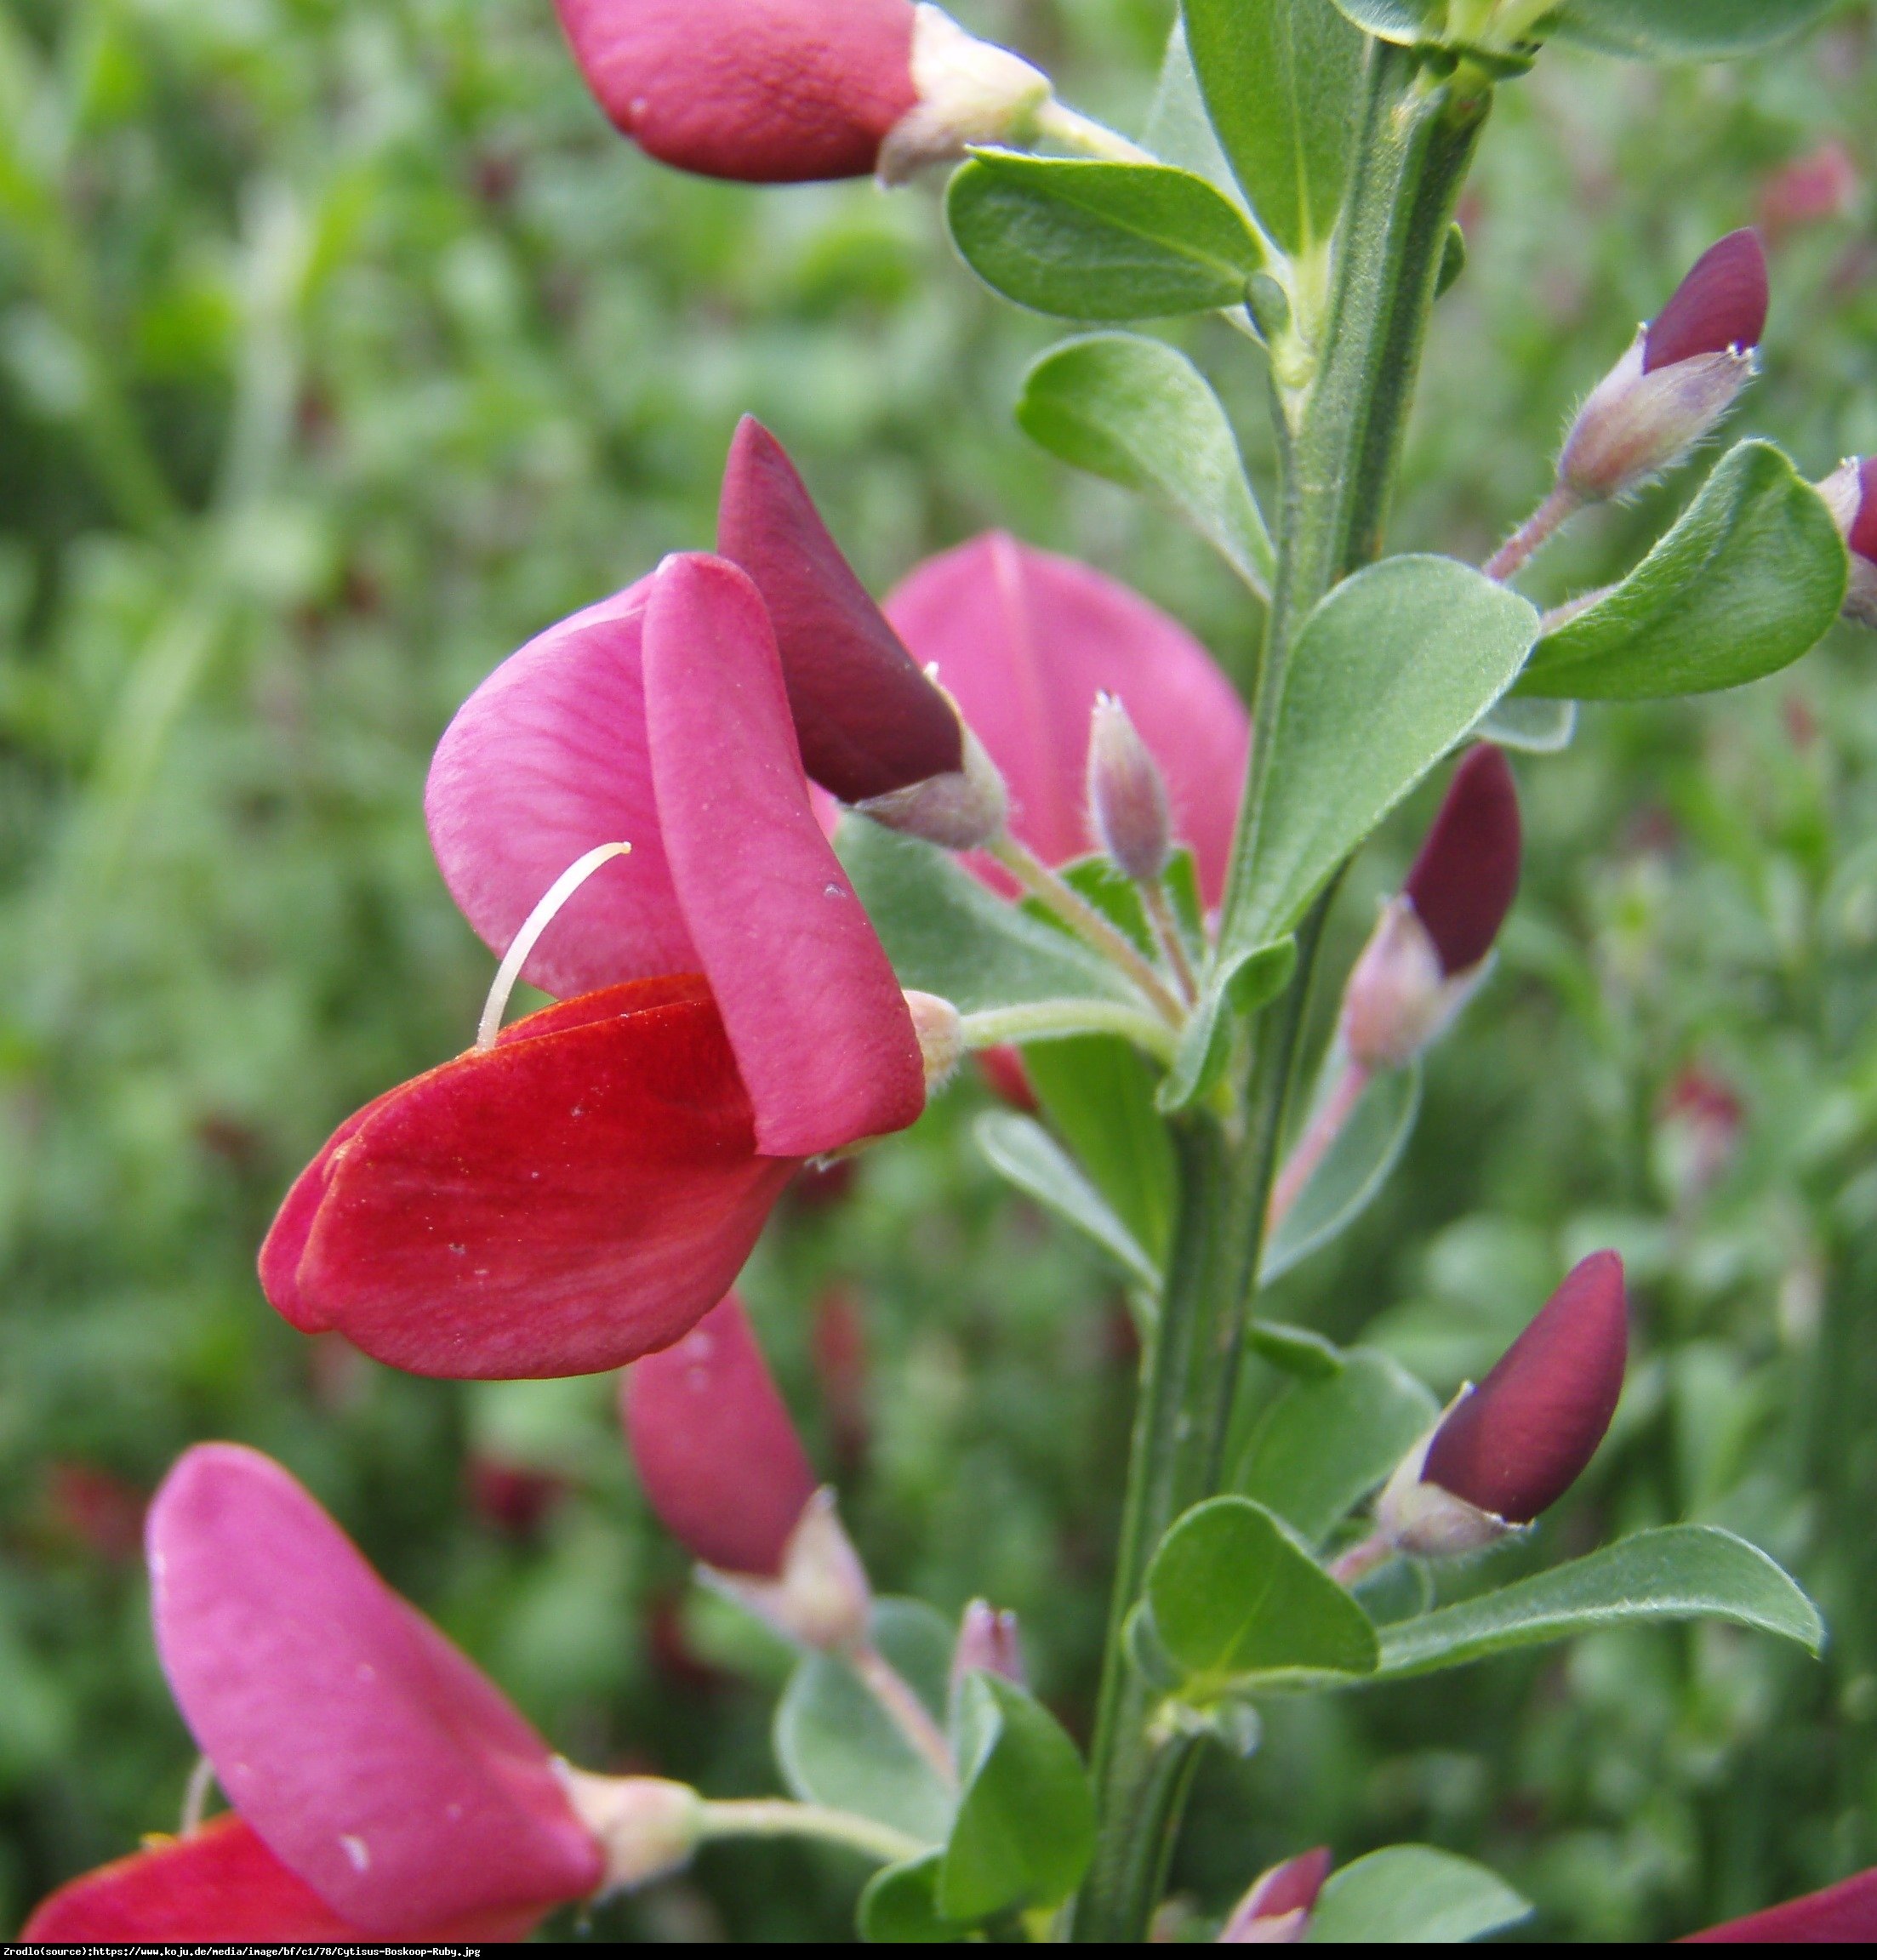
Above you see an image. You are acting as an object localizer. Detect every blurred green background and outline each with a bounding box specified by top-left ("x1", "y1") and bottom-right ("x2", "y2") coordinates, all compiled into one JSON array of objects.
[{"x1": 4, "y1": 0, "x2": 1877, "y2": 1940}]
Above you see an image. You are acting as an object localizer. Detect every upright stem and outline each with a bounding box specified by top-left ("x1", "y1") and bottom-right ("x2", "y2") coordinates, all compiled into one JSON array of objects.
[{"x1": 1070, "y1": 42, "x2": 1490, "y2": 1944}]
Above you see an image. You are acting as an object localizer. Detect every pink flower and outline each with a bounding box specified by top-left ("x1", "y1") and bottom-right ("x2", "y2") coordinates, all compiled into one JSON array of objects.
[
  {"x1": 1342, "y1": 746, "x2": 1521, "y2": 1070},
  {"x1": 883, "y1": 534, "x2": 1251, "y2": 903},
  {"x1": 1379, "y1": 1252, "x2": 1629, "y2": 1556},
  {"x1": 1819, "y1": 454, "x2": 1877, "y2": 626},
  {"x1": 1758, "y1": 141, "x2": 1860, "y2": 240},
  {"x1": 261, "y1": 554, "x2": 924, "y2": 1379},
  {"x1": 1685, "y1": 1866, "x2": 1877, "y2": 1942},
  {"x1": 28, "y1": 1444, "x2": 606, "y2": 1941},
  {"x1": 622, "y1": 1294, "x2": 870, "y2": 1649},
  {"x1": 1219, "y1": 1848, "x2": 1332, "y2": 1943}
]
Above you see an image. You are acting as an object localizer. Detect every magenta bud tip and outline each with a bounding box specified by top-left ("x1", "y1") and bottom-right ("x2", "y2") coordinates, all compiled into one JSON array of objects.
[
  {"x1": 1851, "y1": 457, "x2": 1877, "y2": 565},
  {"x1": 1220, "y1": 1847, "x2": 1333, "y2": 1942},
  {"x1": 1401, "y1": 745, "x2": 1522, "y2": 977},
  {"x1": 1423, "y1": 1250, "x2": 1629, "y2": 1525},
  {"x1": 1644, "y1": 229, "x2": 1769, "y2": 373}
]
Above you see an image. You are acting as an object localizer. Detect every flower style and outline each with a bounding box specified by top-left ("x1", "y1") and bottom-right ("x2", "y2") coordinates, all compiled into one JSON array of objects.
[
  {"x1": 554, "y1": 1, "x2": 1057, "y2": 186},
  {"x1": 260, "y1": 552, "x2": 926, "y2": 1379},
  {"x1": 624, "y1": 1292, "x2": 871, "y2": 1650},
  {"x1": 1218, "y1": 1847, "x2": 1332, "y2": 1944},
  {"x1": 23, "y1": 1444, "x2": 700, "y2": 1941},
  {"x1": 883, "y1": 533, "x2": 1252, "y2": 904},
  {"x1": 1818, "y1": 454, "x2": 1877, "y2": 626},
  {"x1": 1559, "y1": 229, "x2": 1769, "y2": 504},
  {"x1": 1378, "y1": 1251, "x2": 1629, "y2": 1558},
  {"x1": 1341, "y1": 745, "x2": 1522, "y2": 1071}
]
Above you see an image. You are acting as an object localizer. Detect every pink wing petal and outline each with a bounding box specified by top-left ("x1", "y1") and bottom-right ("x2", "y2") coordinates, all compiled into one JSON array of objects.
[
  {"x1": 147, "y1": 1445, "x2": 602, "y2": 1938},
  {"x1": 885, "y1": 534, "x2": 1249, "y2": 903},
  {"x1": 643, "y1": 553, "x2": 924, "y2": 1157},
  {"x1": 425, "y1": 580, "x2": 699, "y2": 1000}
]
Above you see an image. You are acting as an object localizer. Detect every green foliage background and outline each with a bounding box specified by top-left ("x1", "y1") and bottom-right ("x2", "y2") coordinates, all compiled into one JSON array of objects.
[{"x1": 3, "y1": 0, "x2": 1876, "y2": 1940}]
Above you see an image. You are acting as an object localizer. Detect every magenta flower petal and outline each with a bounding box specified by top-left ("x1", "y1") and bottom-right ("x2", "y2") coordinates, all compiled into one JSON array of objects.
[
  {"x1": 1220, "y1": 1847, "x2": 1333, "y2": 1941},
  {"x1": 642, "y1": 552, "x2": 924, "y2": 1158},
  {"x1": 554, "y1": 0, "x2": 918, "y2": 184},
  {"x1": 884, "y1": 533, "x2": 1249, "y2": 903},
  {"x1": 148, "y1": 1445, "x2": 603, "y2": 1938},
  {"x1": 1643, "y1": 230, "x2": 1769, "y2": 373},
  {"x1": 1401, "y1": 745, "x2": 1522, "y2": 976},
  {"x1": 425, "y1": 580, "x2": 699, "y2": 1000},
  {"x1": 716, "y1": 417, "x2": 962, "y2": 801},
  {"x1": 623, "y1": 1292, "x2": 819, "y2": 1576},
  {"x1": 1685, "y1": 1866, "x2": 1877, "y2": 1943},
  {"x1": 1851, "y1": 456, "x2": 1877, "y2": 565},
  {"x1": 1423, "y1": 1251, "x2": 1629, "y2": 1524}
]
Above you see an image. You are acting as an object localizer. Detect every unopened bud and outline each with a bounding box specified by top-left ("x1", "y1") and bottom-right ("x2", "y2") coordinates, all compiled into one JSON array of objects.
[
  {"x1": 950, "y1": 1598, "x2": 1025, "y2": 1704},
  {"x1": 1559, "y1": 230, "x2": 1767, "y2": 504},
  {"x1": 717, "y1": 418, "x2": 964, "y2": 801},
  {"x1": 554, "y1": 1768, "x2": 704, "y2": 1895},
  {"x1": 877, "y1": 5, "x2": 1053, "y2": 186},
  {"x1": 1377, "y1": 1251, "x2": 1628, "y2": 1558},
  {"x1": 623, "y1": 1295, "x2": 819, "y2": 1579},
  {"x1": 1341, "y1": 746, "x2": 1520, "y2": 1068},
  {"x1": 1219, "y1": 1848, "x2": 1332, "y2": 1945},
  {"x1": 904, "y1": 990, "x2": 964, "y2": 1094},
  {"x1": 1818, "y1": 456, "x2": 1877, "y2": 628},
  {"x1": 857, "y1": 707, "x2": 1009, "y2": 851},
  {"x1": 1087, "y1": 694, "x2": 1173, "y2": 883}
]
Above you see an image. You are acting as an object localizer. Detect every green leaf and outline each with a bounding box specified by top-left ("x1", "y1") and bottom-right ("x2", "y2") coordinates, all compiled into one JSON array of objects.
[
  {"x1": 1476, "y1": 695, "x2": 1577, "y2": 753},
  {"x1": 1236, "y1": 1349, "x2": 1439, "y2": 1544},
  {"x1": 1159, "y1": 938, "x2": 1298, "y2": 1113},
  {"x1": 1557, "y1": 1, "x2": 1840, "y2": 59},
  {"x1": 1325, "y1": 2, "x2": 1443, "y2": 44},
  {"x1": 1246, "y1": 1320, "x2": 1346, "y2": 1378},
  {"x1": 774, "y1": 1598, "x2": 956, "y2": 1847},
  {"x1": 1143, "y1": 17, "x2": 1242, "y2": 200},
  {"x1": 859, "y1": 1854, "x2": 966, "y2": 1943},
  {"x1": 1306, "y1": 1846, "x2": 1532, "y2": 1943},
  {"x1": 947, "y1": 154, "x2": 1264, "y2": 321},
  {"x1": 975, "y1": 1111, "x2": 1160, "y2": 1289},
  {"x1": 1184, "y1": 0, "x2": 1365, "y2": 257},
  {"x1": 1262, "y1": 1062, "x2": 1422, "y2": 1282},
  {"x1": 1227, "y1": 556, "x2": 1539, "y2": 956},
  {"x1": 1516, "y1": 443, "x2": 1847, "y2": 700},
  {"x1": 1023, "y1": 1034, "x2": 1179, "y2": 1266},
  {"x1": 836, "y1": 819, "x2": 1135, "y2": 1015},
  {"x1": 1018, "y1": 334, "x2": 1275, "y2": 597},
  {"x1": 937, "y1": 1674, "x2": 1096, "y2": 1923},
  {"x1": 1374, "y1": 1525, "x2": 1825, "y2": 1680},
  {"x1": 1144, "y1": 1496, "x2": 1378, "y2": 1694}
]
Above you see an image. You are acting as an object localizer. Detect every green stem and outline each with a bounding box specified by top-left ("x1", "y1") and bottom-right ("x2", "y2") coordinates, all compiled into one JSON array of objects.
[
  {"x1": 959, "y1": 1000, "x2": 1179, "y2": 1065},
  {"x1": 1070, "y1": 42, "x2": 1490, "y2": 1945},
  {"x1": 696, "y1": 1798, "x2": 926, "y2": 1868}
]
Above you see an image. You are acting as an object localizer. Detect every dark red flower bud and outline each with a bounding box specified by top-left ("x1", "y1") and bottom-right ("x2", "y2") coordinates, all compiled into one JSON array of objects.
[
  {"x1": 1402, "y1": 745, "x2": 1522, "y2": 977},
  {"x1": 466, "y1": 1457, "x2": 567, "y2": 1541},
  {"x1": 555, "y1": 0, "x2": 919, "y2": 184},
  {"x1": 1854, "y1": 458, "x2": 1877, "y2": 565},
  {"x1": 1219, "y1": 1848, "x2": 1332, "y2": 1943},
  {"x1": 1757, "y1": 141, "x2": 1859, "y2": 239},
  {"x1": 1644, "y1": 230, "x2": 1769, "y2": 373},
  {"x1": 1423, "y1": 1251, "x2": 1629, "y2": 1525},
  {"x1": 1820, "y1": 456, "x2": 1877, "y2": 627},
  {"x1": 1686, "y1": 1866, "x2": 1877, "y2": 1943},
  {"x1": 717, "y1": 418, "x2": 963, "y2": 802},
  {"x1": 623, "y1": 1293, "x2": 818, "y2": 1578}
]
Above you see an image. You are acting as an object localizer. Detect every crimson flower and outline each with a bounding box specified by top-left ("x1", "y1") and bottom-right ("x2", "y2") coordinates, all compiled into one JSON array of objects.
[
  {"x1": 1686, "y1": 1865, "x2": 1877, "y2": 1942},
  {"x1": 260, "y1": 552, "x2": 925, "y2": 1379},
  {"x1": 1642, "y1": 230, "x2": 1771, "y2": 373},
  {"x1": 25, "y1": 1444, "x2": 611, "y2": 1942},
  {"x1": 884, "y1": 533, "x2": 1251, "y2": 904},
  {"x1": 1379, "y1": 1251, "x2": 1629, "y2": 1556}
]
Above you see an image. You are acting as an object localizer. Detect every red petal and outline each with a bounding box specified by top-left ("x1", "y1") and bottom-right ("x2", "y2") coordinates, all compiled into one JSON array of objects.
[
  {"x1": 643, "y1": 554, "x2": 924, "y2": 1158},
  {"x1": 150, "y1": 1448, "x2": 600, "y2": 1935},
  {"x1": 717, "y1": 418, "x2": 961, "y2": 801},
  {"x1": 1401, "y1": 745, "x2": 1521, "y2": 976},
  {"x1": 553, "y1": 0, "x2": 918, "y2": 184},
  {"x1": 624, "y1": 1292, "x2": 819, "y2": 1575},
  {"x1": 1423, "y1": 1251, "x2": 1629, "y2": 1524},
  {"x1": 885, "y1": 533, "x2": 1248, "y2": 904},
  {"x1": 262, "y1": 978, "x2": 796, "y2": 1378},
  {"x1": 1685, "y1": 1866, "x2": 1877, "y2": 1943},
  {"x1": 1644, "y1": 230, "x2": 1769, "y2": 372}
]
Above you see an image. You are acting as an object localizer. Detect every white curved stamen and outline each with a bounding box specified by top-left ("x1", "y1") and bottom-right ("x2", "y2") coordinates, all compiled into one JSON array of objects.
[{"x1": 476, "y1": 841, "x2": 631, "y2": 1051}]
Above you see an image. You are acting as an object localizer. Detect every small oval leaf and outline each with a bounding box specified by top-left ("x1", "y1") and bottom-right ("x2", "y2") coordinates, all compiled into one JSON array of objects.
[
  {"x1": 1374, "y1": 1524, "x2": 1825, "y2": 1680},
  {"x1": 1556, "y1": 0, "x2": 1840, "y2": 59},
  {"x1": 1262, "y1": 1062, "x2": 1422, "y2": 1282},
  {"x1": 1516, "y1": 442, "x2": 1847, "y2": 701},
  {"x1": 1306, "y1": 1845, "x2": 1532, "y2": 1944},
  {"x1": 976, "y1": 1112, "x2": 1160, "y2": 1289},
  {"x1": 947, "y1": 154, "x2": 1264, "y2": 321}
]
